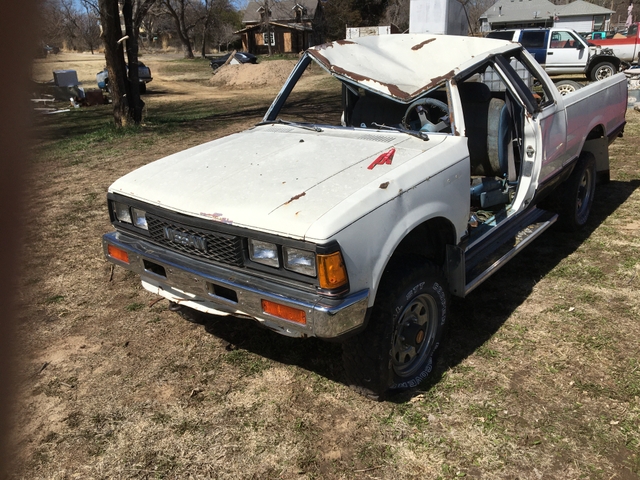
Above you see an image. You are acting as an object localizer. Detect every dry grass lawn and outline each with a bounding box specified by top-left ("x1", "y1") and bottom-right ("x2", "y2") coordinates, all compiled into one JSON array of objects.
[{"x1": 9, "y1": 52, "x2": 640, "y2": 479}]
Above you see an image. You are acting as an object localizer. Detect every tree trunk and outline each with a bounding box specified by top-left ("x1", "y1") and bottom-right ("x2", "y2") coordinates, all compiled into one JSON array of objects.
[
  {"x1": 122, "y1": 0, "x2": 144, "y2": 124},
  {"x1": 98, "y1": 0, "x2": 129, "y2": 127},
  {"x1": 164, "y1": 0, "x2": 195, "y2": 59}
]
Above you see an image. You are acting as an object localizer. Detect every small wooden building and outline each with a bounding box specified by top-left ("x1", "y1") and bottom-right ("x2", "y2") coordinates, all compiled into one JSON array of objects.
[{"x1": 236, "y1": 0, "x2": 325, "y2": 55}]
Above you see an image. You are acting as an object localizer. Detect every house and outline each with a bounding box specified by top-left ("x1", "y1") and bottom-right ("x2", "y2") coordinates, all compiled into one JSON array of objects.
[
  {"x1": 480, "y1": 0, "x2": 612, "y2": 33},
  {"x1": 480, "y1": 0, "x2": 557, "y2": 32},
  {"x1": 236, "y1": 0, "x2": 325, "y2": 55},
  {"x1": 554, "y1": 0, "x2": 613, "y2": 34}
]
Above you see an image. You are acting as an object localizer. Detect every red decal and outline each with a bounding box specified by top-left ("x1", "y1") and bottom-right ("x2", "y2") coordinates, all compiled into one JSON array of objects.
[{"x1": 367, "y1": 148, "x2": 396, "y2": 170}]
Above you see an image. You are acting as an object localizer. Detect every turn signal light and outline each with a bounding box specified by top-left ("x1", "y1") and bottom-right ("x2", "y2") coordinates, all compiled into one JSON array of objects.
[
  {"x1": 261, "y1": 300, "x2": 306, "y2": 324},
  {"x1": 107, "y1": 244, "x2": 130, "y2": 264},
  {"x1": 317, "y1": 252, "x2": 348, "y2": 290}
]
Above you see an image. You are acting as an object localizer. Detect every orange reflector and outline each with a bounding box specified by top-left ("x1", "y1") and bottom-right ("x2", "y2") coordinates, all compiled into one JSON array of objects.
[
  {"x1": 317, "y1": 251, "x2": 348, "y2": 290},
  {"x1": 107, "y1": 244, "x2": 130, "y2": 264},
  {"x1": 261, "y1": 300, "x2": 306, "y2": 324}
]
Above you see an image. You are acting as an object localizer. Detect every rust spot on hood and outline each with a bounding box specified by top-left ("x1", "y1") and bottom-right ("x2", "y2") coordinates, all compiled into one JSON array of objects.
[
  {"x1": 336, "y1": 40, "x2": 356, "y2": 45},
  {"x1": 284, "y1": 192, "x2": 306, "y2": 205},
  {"x1": 412, "y1": 38, "x2": 436, "y2": 50}
]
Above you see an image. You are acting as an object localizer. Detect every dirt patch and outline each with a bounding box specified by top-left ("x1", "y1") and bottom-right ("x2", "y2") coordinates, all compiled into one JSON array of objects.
[{"x1": 208, "y1": 60, "x2": 298, "y2": 88}]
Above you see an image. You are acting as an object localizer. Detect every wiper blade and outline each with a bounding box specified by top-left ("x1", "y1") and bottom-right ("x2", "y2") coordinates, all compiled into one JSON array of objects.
[
  {"x1": 257, "y1": 118, "x2": 323, "y2": 132},
  {"x1": 371, "y1": 122, "x2": 429, "y2": 141}
]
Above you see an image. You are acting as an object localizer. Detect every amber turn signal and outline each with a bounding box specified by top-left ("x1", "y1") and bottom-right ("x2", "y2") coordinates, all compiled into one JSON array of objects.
[
  {"x1": 262, "y1": 300, "x2": 306, "y2": 324},
  {"x1": 317, "y1": 251, "x2": 348, "y2": 290},
  {"x1": 107, "y1": 244, "x2": 130, "y2": 264}
]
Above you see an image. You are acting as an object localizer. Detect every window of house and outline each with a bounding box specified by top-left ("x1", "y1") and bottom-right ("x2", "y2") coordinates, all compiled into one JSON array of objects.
[
  {"x1": 263, "y1": 32, "x2": 275, "y2": 46},
  {"x1": 593, "y1": 15, "x2": 605, "y2": 32}
]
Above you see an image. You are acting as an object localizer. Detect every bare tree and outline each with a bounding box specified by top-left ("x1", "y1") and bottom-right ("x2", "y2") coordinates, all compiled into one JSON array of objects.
[
  {"x1": 97, "y1": 0, "x2": 157, "y2": 126},
  {"x1": 98, "y1": 0, "x2": 129, "y2": 126},
  {"x1": 162, "y1": 0, "x2": 199, "y2": 58}
]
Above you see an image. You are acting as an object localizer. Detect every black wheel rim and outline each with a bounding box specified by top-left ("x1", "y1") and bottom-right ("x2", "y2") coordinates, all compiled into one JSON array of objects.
[
  {"x1": 576, "y1": 165, "x2": 594, "y2": 224},
  {"x1": 391, "y1": 293, "x2": 438, "y2": 378}
]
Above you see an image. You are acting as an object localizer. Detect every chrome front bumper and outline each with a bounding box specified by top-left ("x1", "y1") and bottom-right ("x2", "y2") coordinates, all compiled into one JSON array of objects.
[{"x1": 102, "y1": 231, "x2": 369, "y2": 338}]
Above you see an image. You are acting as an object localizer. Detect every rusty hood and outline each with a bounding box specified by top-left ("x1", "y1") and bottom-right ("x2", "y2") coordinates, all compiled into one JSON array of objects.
[{"x1": 307, "y1": 34, "x2": 513, "y2": 102}]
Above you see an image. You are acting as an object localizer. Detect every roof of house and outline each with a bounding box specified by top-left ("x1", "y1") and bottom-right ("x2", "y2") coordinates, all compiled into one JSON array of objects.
[
  {"x1": 480, "y1": 0, "x2": 556, "y2": 22},
  {"x1": 242, "y1": 0, "x2": 320, "y2": 24},
  {"x1": 555, "y1": 0, "x2": 613, "y2": 17}
]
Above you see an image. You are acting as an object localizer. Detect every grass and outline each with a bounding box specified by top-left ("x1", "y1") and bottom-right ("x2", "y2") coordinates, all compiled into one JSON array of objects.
[{"x1": 12, "y1": 53, "x2": 640, "y2": 479}]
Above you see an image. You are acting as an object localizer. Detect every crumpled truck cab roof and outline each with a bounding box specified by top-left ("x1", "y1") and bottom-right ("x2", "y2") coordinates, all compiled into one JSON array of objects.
[{"x1": 306, "y1": 34, "x2": 514, "y2": 102}]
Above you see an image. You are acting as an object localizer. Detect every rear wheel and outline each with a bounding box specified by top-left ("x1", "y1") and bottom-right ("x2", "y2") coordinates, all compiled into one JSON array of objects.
[
  {"x1": 342, "y1": 259, "x2": 448, "y2": 399},
  {"x1": 139, "y1": 82, "x2": 147, "y2": 94},
  {"x1": 555, "y1": 80, "x2": 583, "y2": 96},
  {"x1": 590, "y1": 61, "x2": 616, "y2": 81},
  {"x1": 557, "y1": 152, "x2": 596, "y2": 231}
]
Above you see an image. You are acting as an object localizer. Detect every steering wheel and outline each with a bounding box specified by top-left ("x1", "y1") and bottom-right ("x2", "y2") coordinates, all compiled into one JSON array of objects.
[{"x1": 402, "y1": 97, "x2": 450, "y2": 132}]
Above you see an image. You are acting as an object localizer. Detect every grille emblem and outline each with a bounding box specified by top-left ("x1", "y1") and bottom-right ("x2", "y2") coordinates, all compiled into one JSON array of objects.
[{"x1": 163, "y1": 227, "x2": 207, "y2": 252}]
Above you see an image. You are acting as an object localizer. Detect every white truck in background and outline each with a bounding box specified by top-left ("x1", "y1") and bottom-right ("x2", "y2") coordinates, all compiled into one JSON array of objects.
[
  {"x1": 488, "y1": 27, "x2": 622, "y2": 93},
  {"x1": 102, "y1": 35, "x2": 627, "y2": 399}
]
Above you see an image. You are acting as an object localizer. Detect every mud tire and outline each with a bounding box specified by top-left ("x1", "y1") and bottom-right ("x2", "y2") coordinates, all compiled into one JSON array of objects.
[{"x1": 342, "y1": 259, "x2": 448, "y2": 400}]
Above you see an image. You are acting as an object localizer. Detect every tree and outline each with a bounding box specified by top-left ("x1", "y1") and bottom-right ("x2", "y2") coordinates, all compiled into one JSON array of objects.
[
  {"x1": 162, "y1": 0, "x2": 199, "y2": 58},
  {"x1": 323, "y1": 0, "x2": 362, "y2": 40},
  {"x1": 97, "y1": 0, "x2": 156, "y2": 126}
]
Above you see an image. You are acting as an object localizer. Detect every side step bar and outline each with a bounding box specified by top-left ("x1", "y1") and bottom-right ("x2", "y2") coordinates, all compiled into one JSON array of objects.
[{"x1": 459, "y1": 208, "x2": 558, "y2": 296}]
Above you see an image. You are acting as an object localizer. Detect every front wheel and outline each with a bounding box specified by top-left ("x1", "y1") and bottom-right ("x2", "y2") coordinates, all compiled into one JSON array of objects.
[
  {"x1": 590, "y1": 61, "x2": 616, "y2": 81},
  {"x1": 342, "y1": 259, "x2": 448, "y2": 399}
]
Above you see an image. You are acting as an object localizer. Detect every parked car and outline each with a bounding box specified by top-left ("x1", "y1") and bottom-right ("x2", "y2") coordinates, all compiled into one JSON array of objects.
[
  {"x1": 209, "y1": 52, "x2": 257, "y2": 71},
  {"x1": 96, "y1": 62, "x2": 152, "y2": 93},
  {"x1": 102, "y1": 34, "x2": 627, "y2": 399},
  {"x1": 590, "y1": 23, "x2": 640, "y2": 63},
  {"x1": 487, "y1": 27, "x2": 621, "y2": 81}
]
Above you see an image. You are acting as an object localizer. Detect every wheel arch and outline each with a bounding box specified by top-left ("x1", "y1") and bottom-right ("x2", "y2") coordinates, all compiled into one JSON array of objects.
[
  {"x1": 371, "y1": 216, "x2": 457, "y2": 301},
  {"x1": 580, "y1": 124, "x2": 610, "y2": 183},
  {"x1": 585, "y1": 55, "x2": 620, "y2": 77}
]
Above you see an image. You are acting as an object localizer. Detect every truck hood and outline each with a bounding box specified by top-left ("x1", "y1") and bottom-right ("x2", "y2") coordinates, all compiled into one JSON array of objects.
[{"x1": 109, "y1": 124, "x2": 451, "y2": 240}]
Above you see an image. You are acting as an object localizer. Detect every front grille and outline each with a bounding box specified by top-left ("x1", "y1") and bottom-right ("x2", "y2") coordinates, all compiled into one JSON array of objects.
[{"x1": 147, "y1": 216, "x2": 244, "y2": 266}]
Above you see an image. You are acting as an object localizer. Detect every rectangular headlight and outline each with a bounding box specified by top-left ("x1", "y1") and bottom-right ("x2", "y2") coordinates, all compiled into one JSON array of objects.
[
  {"x1": 113, "y1": 201, "x2": 132, "y2": 224},
  {"x1": 249, "y1": 239, "x2": 279, "y2": 268},
  {"x1": 283, "y1": 247, "x2": 316, "y2": 277},
  {"x1": 131, "y1": 208, "x2": 148, "y2": 230}
]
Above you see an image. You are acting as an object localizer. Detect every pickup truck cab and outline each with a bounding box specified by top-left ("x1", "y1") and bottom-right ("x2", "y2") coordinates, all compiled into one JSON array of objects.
[
  {"x1": 102, "y1": 35, "x2": 627, "y2": 399},
  {"x1": 590, "y1": 23, "x2": 640, "y2": 63},
  {"x1": 488, "y1": 27, "x2": 621, "y2": 81}
]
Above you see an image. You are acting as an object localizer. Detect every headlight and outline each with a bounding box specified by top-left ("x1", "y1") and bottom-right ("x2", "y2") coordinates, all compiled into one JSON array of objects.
[
  {"x1": 283, "y1": 247, "x2": 316, "y2": 277},
  {"x1": 249, "y1": 239, "x2": 279, "y2": 268},
  {"x1": 131, "y1": 208, "x2": 148, "y2": 230},
  {"x1": 113, "y1": 202, "x2": 132, "y2": 223},
  {"x1": 112, "y1": 201, "x2": 148, "y2": 230}
]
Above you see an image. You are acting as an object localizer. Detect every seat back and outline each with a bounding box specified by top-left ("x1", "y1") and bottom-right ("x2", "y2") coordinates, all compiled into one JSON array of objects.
[{"x1": 458, "y1": 82, "x2": 510, "y2": 178}]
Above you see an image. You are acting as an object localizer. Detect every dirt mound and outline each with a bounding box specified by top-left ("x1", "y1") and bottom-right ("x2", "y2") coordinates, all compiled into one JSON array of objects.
[{"x1": 208, "y1": 60, "x2": 298, "y2": 89}]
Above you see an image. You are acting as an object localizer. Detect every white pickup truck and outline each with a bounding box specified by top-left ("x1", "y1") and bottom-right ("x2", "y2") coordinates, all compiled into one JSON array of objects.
[
  {"x1": 487, "y1": 28, "x2": 621, "y2": 82},
  {"x1": 102, "y1": 35, "x2": 627, "y2": 399}
]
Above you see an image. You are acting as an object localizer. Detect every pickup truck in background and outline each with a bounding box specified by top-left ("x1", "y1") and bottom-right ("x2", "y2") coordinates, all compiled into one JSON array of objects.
[
  {"x1": 488, "y1": 27, "x2": 622, "y2": 81},
  {"x1": 590, "y1": 23, "x2": 640, "y2": 63},
  {"x1": 102, "y1": 34, "x2": 627, "y2": 399},
  {"x1": 96, "y1": 62, "x2": 152, "y2": 94}
]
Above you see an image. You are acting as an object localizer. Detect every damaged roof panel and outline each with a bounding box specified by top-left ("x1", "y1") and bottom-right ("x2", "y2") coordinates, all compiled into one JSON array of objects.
[{"x1": 307, "y1": 34, "x2": 514, "y2": 102}]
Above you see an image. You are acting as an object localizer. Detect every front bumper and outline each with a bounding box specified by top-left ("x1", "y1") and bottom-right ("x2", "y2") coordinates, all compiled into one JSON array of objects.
[{"x1": 102, "y1": 231, "x2": 369, "y2": 338}]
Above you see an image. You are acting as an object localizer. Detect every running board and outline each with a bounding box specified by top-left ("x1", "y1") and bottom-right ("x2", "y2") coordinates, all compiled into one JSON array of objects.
[{"x1": 463, "y1": 208, "x2": 558, "y2": 296}]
